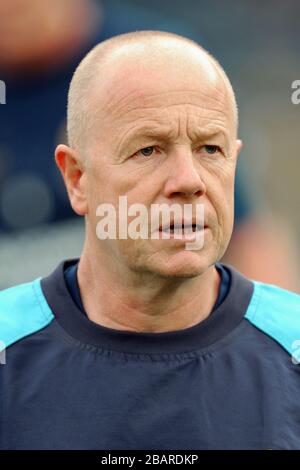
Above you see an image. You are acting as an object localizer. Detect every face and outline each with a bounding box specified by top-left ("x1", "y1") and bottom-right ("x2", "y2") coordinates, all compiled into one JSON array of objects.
[{"x1": 77, "y1": 46, "x2": 241, "y2": 278}]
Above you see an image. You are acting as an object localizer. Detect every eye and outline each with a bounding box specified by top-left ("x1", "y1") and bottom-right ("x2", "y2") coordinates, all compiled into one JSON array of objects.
[
  {"x1": 138, "y1": 146, "x2": 155, "y2": 157},
  {"x1": 202, "y1": 145, "x2": 221, "y2": 154}
]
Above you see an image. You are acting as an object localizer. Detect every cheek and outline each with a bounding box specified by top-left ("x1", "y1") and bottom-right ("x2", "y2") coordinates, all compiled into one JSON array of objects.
[
  {"x1": 86, "y1": 164, "x2": 116, "y2": 206},
  {"x1": 206, "y1": 172, "x2": 235, "y2": 228}
]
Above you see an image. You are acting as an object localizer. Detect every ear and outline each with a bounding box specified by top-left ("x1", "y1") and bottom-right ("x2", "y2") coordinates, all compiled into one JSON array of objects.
[
  {"x1": 55, "y1": 144, "x2": 88, "y2": 216},
  {"x1": 235, "y1": 139, "x2": 243, "y2": 158}
]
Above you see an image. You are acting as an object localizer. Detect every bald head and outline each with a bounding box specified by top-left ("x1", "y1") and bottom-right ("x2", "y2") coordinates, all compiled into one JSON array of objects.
[{"x1": 67, "y1": 30, "x2": 238, "y2": 158}]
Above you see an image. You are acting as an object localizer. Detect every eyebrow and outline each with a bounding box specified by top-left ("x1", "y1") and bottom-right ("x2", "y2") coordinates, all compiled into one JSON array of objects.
[
  {"x1": 117, "y1": 125, "x2": 229, "y2": 156},
  {"x1": 120, "y1": 126, "x2": 173, "y2": 146}
]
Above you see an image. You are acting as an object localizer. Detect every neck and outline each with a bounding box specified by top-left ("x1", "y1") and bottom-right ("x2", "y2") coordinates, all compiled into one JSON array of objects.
[{"x1": 77, "y1": 242, "x2": 221, "y2": 334}]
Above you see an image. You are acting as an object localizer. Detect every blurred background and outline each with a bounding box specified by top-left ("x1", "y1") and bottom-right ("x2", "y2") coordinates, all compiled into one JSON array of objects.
[{"x1": 0, "y1": 0, "x2": 299, "y2": 291}]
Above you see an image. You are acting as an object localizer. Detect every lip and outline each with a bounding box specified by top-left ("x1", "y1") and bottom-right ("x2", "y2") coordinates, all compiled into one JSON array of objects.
[
  {"x1": 157, "y1": 217, "x2": 206, "y2": 233},
  {"x1": 154, "y1": 225, "x2": 208, "y2": 240}
]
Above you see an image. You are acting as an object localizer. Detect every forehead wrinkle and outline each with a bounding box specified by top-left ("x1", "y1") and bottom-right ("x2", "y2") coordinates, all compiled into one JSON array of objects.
[
  {"x1": 112, "y1": 102, "x2": 231, "y2": 145},
  {"x1": 140, "y1": 87, "x2": 227, "y2": 106},
  {"x1": 186, "y1": 109, "x2": 229, "y2": 139},
  {"x1": 106, "y1": 103, "x2": 231, "y2": 137},
  {"x1": 182, "y1": 116, "x2": 230, "y2": 145},
  {"x1": 115, "y1": 121, "x2": 174, "y2": 154},
  {"x1": 100, "y1": 86, "x2": 144, "y2": 118},
  {"x1": 127, "y1": 88, "x2": 227, "y2": 108},
  {"x1": 115, "y1": 116, "x2": 230, "y2": 157},
  {"x1": 99, "y1": 87, "x2": 228, "y2": 123}
]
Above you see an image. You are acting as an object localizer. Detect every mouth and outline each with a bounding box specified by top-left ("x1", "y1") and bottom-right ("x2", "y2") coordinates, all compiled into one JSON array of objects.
[
  {"x1": 156, "y1": 219, "x2": 208, "y2": 240},
  {"x1": 159, "y1": 223, "x2": 205, "y2": 234}
]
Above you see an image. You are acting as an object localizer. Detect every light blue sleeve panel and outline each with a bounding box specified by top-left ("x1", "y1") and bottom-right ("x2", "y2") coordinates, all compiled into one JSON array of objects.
[
  {"x1": 0, "y1": 279, "x2": 54, "y2": 351},
  {"x1": 245, "y1": 281, "x2": 300, "y2": 357}
]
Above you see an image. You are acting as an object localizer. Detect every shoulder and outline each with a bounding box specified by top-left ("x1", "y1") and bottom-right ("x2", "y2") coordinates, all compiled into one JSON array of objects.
[
  {"x1": 245, "y1": 280, "x2": 300, "y2": 357},
  {"x1": 0, "y1": 279, "x2": 54, "y2": 350}
]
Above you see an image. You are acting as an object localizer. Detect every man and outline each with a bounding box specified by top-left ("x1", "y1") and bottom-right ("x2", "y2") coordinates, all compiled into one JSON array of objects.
[
  {"x1": 1, "y1": 1, "x2": 299, "y2": 294},
  {"x1": 0, "y1": 31, "x2": 300, "y2": 450}
]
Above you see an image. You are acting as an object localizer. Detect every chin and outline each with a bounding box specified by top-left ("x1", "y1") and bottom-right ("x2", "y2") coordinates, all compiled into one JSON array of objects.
[{"x1": 151, "y1": 251, "x2": 211, "y2": 279}]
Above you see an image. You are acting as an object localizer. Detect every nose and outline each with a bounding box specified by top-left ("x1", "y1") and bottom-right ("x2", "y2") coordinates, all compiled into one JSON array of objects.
[{"x1": 163, "y1": 147, "x2": 206, "y2": 199}]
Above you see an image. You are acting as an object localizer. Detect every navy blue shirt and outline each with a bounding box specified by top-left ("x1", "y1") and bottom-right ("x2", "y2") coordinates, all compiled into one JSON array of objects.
[{"x1": 1, "y1": 260, "x2": 300, "y2": 450}]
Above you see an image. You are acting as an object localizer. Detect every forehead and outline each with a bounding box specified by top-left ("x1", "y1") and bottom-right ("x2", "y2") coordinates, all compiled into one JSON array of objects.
[{"x1": 90, "y1": 49, "x2": 235, "y2": 140}]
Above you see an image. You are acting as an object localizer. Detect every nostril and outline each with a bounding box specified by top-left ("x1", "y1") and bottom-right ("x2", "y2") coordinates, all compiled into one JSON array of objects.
[{"x1": 194, "y1": 189, "x2": 204, "y2": 197}]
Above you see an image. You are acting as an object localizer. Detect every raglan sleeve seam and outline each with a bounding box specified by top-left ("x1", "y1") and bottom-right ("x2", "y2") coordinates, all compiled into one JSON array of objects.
[
  {"x1": 247, "y1": 281, "x2": 263, "y2": 323},
  {"x1": 32, "y1": 279, "x2": 54, "y2": 323}
]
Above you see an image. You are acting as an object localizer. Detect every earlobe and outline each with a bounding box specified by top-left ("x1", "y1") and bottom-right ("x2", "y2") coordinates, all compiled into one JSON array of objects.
[{"x1": 236, "y1": 139, "x2": 243, "y2": 156}]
